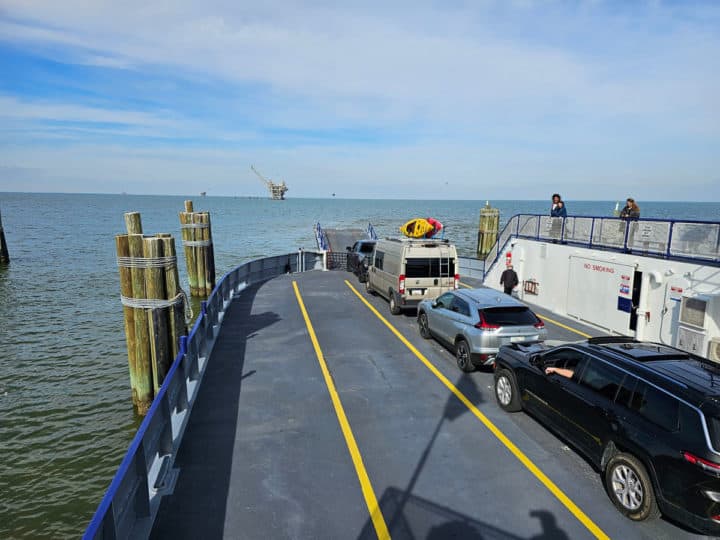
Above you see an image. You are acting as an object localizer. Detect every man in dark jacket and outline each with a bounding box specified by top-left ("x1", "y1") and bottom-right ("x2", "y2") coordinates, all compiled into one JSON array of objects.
[{"x1": 500, "y1": 264, "x2": 519, "y2": 295}]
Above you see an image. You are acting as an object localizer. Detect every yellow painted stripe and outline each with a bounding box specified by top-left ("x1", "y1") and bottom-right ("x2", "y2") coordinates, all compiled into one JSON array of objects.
[
  {"x1": 292, "y1": 281, "x2": 391, "y2": 540},
  {"x1": 538, "y1": 314, "x2": 592, "y2": 339},
  {"x1": 344, "y1": 279, "x2": 610, "y2": 540},
  {"x1": 459, "y1": 281, "x2": 473, "y2": 289}
]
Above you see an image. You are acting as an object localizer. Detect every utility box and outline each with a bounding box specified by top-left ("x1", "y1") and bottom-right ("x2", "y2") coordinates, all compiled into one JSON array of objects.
[{"x1": 677, "y1": 294, "x2": 720, "y2": 361}]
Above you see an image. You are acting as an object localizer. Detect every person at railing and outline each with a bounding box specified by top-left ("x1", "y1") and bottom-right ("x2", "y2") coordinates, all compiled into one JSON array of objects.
[
  {"x1": 620, "y1": 198, "x2": 640, "y2": 219},
  {"x1": 550, "y1": 194, "x2": 567, "y2": 218}
]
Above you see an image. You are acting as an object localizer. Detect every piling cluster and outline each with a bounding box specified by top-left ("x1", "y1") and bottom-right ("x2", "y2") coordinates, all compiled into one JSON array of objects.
[
  {"x1": 116, "y1": 212, "x2": 187, "y2": 414},
  {"x1": 0, "y1": 207, "x2": 9, "y2": 264},
  {"x1": 179, "y1": 200, "x2": 216, "y2": 296},
  {"x1": 477, "y1": 201, "x2": 500, "y2": 258}
]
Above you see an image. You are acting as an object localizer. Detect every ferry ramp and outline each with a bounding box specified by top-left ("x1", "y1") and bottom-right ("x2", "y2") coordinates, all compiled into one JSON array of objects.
[
  {"x1": 324, "y1": 228, "x2": 367, "y2": 252},
  {"x1": 150, "y1": 270, "x2": 703, "y2": 540}
]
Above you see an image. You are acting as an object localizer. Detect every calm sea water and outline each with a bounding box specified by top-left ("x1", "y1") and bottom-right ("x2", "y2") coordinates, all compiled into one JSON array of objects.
[{"x1": 0, "y1": 192, "x2": 718, "y2": 538}]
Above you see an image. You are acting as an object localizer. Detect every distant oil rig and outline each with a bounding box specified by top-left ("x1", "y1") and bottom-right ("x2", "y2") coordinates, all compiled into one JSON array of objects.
[{"x1": 251, "y1": 165, "x2": 288, "y2": 200}]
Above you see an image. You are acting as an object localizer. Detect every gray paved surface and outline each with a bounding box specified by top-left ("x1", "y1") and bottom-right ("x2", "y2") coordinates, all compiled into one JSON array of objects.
[{"x1": 151, "y1": 270, "x2": 708, "y2": 539}]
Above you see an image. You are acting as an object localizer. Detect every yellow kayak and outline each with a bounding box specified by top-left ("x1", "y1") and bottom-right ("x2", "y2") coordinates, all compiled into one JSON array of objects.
[{"x1": 400, "y1": 218, "x2": 434, "y2": 238}]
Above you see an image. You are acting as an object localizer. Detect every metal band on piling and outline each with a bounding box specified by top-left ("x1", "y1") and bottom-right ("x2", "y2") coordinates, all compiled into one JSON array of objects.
[
  {"x1": 116, "y1": 256, "x2": 177, "y2": 269},
  {"x1": 181, "y1": 240, "x2": 213, "y2": 247}
]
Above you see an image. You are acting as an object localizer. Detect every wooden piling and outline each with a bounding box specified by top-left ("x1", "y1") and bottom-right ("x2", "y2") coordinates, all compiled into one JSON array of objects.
[
  {"x1": 179, "y1": 211, "x2": 198, "y2": 296},
  {"x1": 197, "y1": 212, "x2": 215, "y2": 295},
  {"x1": 124, "y1": 212, "x2": 143, "y2": 235},
  {"x1": 144, "y1": 236, "x2": 171, "y2": 394},
  {"x1": 0, "y1": 207, "x2": 9, "y2": 264},
  {"x1": 193, "y1": 211, "x2": 208, "y2": 296},
  {"x1": 477, "y1": 201, "x2": 500, "y2": 258},
  {"x1": 115, "y1": 234, "x2": 139, "y2": 407},
  {"x1": 127, "y1": 233, "x2": 153, "y2": 414},
  {"x1": 179, "y1": 201, "x2": 216, "y2": 297},
  {"x1": 159, "y1": 234, "x2": 186, "y2": 360}
]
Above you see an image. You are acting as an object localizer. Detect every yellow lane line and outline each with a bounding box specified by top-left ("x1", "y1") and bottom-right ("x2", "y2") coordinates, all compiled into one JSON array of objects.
[
  {"x1": 538, "y1": 315, "x2": 592, "y2": 339},
  {"x1": 459, "y1": 281, "x2": 473, "y2": 289},
  {"x1": 344, "y1": 279, "x2": 610, "y2": 540},
  {"x1": 292, "y1": 281, "x2": 391, "y2": 540}
]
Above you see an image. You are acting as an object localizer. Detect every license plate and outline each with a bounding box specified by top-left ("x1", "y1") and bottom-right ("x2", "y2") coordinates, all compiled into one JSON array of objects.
[
  {"x1": 409, "y1": 288, "x2": 426, "y2": 295},
  {"x1": 511, "y1": 336, "x2": 529, "y2": 343}
]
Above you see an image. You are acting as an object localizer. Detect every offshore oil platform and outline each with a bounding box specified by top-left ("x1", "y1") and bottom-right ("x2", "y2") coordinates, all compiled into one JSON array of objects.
[{"x1": 251, "y1": 165, "x2": 288, "y2": 200}]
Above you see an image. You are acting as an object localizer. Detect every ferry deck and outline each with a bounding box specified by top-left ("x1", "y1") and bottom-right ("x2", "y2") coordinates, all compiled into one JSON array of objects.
[{"x1": 144, "y1": 270, "x2": 703, "y2": 540}]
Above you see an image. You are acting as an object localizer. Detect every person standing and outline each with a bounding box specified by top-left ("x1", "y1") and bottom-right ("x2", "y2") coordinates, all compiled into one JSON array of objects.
[
  {"x1": 620, "y1": 198, "x2": 640, "y2": 219},
  {"x1": 550, "y1": 193, "x2": 567, "y2": 217},
  {"x1": 500, "y1": 264, "x2": 519, "y2": 295}
]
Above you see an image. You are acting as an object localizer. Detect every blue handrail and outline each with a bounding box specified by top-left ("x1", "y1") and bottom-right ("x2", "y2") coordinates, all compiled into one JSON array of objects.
[{"x1": 482, "y1": 213, "x2": 720, "y2": 280}]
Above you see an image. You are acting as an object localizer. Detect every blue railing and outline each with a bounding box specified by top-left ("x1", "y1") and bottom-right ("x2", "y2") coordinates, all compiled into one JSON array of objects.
[
  {"x1": 83, "y1": 250, "x2": 325, "y2": 540},
  {"x1": 314, "y1": 222, "x2": 329, "y2": 251},
  {"x1": 483, "y1": 214, "x2": 720, "y2": 279}
]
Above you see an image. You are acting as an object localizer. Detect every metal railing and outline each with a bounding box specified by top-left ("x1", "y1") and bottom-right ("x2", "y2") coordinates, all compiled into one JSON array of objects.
[
  {"x1": 83, "y1": 249, "x2": 325, "y2": 540},
  {"x1": 314, "y1": 222, "x2": 329, "y2": 251},
  {"x1": 482, "y1": 214, "x2": 720, "y2": 279}
]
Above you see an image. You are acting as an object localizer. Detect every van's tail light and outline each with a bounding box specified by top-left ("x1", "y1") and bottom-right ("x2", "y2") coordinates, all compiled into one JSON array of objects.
[
  {"x1": 398, "y1": 274, "x2": 405, "y2": 294},
  {"x1": 454, "y1": 274, "x2": 460, "y2": 290},
  {"x1": 475, "y1": 312, "x2": 500, "y2": 330},
  {"x1": 534, "y1": 319, "x2": 545, "y2": 329},
  {"x1": 683, "y1": 451, "x2": 720, "y2": 476}
]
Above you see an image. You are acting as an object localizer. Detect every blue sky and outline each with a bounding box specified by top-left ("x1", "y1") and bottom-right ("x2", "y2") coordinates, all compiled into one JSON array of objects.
[{"x1": 0, "y1": 0, "x2": 718, "y2": 200}]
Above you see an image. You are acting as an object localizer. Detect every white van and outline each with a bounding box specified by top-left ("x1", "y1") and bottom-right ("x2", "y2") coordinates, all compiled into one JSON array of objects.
[{"x1": 366, "y1": 238, "x2": 459, "y2": 315}]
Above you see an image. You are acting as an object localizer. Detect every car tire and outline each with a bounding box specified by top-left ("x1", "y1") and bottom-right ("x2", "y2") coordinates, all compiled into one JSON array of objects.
[
  {"x1": 389, "y1": 291, "x2": 401, "y2": 315},
  {"x1": 455, "y1": 339, "x2": 474, "y2": 372},
  {"x1": 365, "y1": 280, "x2": 375, "y2": 295},
  {"x1": 605, "y1": 453, "x2": 660, "y2": 522},
  {"x1": 418, "y1": 312, "x2": 431, "y2": 339},
  {"x1": 494, "y1": 369, "x2": 521, "y2": 412}
]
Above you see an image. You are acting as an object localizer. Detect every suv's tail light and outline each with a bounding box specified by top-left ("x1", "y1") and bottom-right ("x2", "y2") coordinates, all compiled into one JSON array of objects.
[
  {"x1": 398, "y1": 274, "x2": 405, "y2": 294},
  {"x1": 475, "y1": 312, "x2": 500, "y2": 330},
  {"x1": 534, "y1": 319, "x2": 545, "y2": 329},
  {"x1": 454, "y1": 274, "x2": 460, "y2": 290},
  {"x1": 683, "y1": 451, "x2": 720, "y2": 476}
]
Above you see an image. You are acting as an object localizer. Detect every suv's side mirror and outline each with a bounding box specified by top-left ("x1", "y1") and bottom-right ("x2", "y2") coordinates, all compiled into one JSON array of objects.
[
  {"x1": 529, "y1": 354, "x2": 543, "y2": 368},
  {"x1": 432, "y1": 300, "x2": 438, "y2": 308},
  {"x1": 346, "y1": 246, "x2": 352, "y2": 252}
]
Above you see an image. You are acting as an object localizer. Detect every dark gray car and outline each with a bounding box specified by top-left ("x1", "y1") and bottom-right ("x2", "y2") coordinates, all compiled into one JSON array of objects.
[
  {"x1": 417, "y1": 288, "x2": 547, "y2": 372},
  {"x1": 346, "y1": 240, "x2": 376, "y2": 282}
]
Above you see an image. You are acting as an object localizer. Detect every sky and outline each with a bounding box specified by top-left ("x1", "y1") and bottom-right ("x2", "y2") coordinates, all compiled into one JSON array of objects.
[{"x1": 0, "y1": 1, "x2": 718, "y2": 200}]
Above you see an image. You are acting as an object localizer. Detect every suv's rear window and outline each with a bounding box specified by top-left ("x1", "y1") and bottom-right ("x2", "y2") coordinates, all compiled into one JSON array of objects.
[
  {"x1": 405, "y1": 258, "x2": 455, "y2": 278},
  {"x1": 359, "y1": 243, "x2": 375, "y2": 254},
  {"x1": 481, "y1": 306, "x2": 540, "y2": 326}
]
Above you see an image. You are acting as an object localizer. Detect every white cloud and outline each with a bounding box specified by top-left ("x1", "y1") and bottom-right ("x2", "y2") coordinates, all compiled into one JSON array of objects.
[{"x1": 0, "y1": 1, "x2": 718, "y2": 198}]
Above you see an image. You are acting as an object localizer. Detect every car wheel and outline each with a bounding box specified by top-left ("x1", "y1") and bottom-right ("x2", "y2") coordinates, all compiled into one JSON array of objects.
[
  {"x1": 494, "y1": 369, "x2": 521, "y2": 412},
  {"x1": 418, "y1": 312, "x2": 431, "y2": 339},
  {"x1": 389, "y1": 292, "x2": 401, "y2": 315},
  {"x1": 455, "y1": 339, "x2": 474, "y2": 372},
  {"x1": 605, "y1": 453, "x2": 660, "y2": 521},
  {"x1": 365, "y1": 280, "x2": 375, "y2": 295}
]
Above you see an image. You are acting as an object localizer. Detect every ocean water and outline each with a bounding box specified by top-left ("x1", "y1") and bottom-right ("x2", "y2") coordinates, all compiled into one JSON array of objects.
[{"x1": 0, "y1": 192, "x2": 718, "y2": 538}]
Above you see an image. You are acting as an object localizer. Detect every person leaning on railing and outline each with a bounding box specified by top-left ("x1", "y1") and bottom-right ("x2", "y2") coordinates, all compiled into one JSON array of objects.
[{"x1": 620, "y1": 198, "x2": 640, "y2": 219}]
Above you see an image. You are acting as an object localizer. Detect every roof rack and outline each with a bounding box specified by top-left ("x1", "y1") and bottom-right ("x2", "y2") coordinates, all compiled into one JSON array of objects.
[
  {"x1": 382, "y1": 237, "x2": 451, "y2": 244},
  {"x1": 587, "y1": 336, "x2": 639, "y2": 345}
]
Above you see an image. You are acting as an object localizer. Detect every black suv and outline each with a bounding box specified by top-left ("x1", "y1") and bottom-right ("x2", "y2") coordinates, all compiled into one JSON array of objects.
[
  {"x1": 494, "y1": 337, "x2": 720, "y2": 534},
  {"x1": 346, "y1": 240, "x2": 376, "y2": 282}
]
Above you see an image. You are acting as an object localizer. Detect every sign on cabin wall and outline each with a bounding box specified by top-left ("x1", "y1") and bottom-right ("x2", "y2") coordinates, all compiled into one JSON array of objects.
[{"x1": 567, "y1": 256, "x2": 637, "y2": 335}]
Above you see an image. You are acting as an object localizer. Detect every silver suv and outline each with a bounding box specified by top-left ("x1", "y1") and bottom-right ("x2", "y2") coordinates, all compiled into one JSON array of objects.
[{"x1": 417, "y1": 288, "x2": 547, "y2": 372}]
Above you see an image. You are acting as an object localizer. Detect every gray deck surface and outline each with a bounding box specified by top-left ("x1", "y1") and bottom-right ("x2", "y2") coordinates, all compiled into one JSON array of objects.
[{"x1": 151, "y1": 271, "x2": 707, "y2": 540}]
